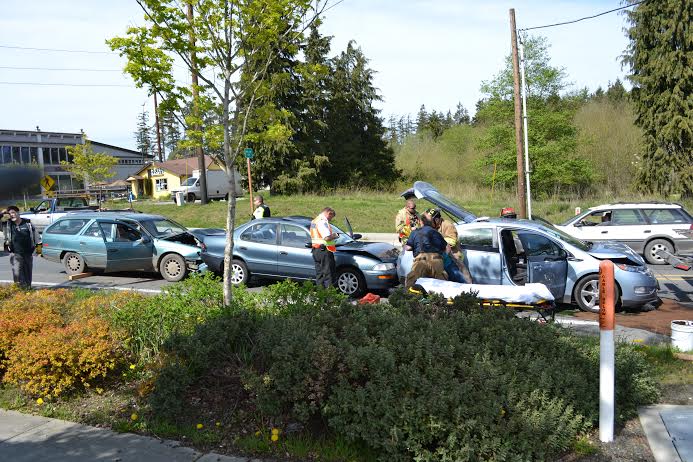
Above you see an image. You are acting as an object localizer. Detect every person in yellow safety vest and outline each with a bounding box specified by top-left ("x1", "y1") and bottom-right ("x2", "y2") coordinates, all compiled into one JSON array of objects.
[
  {"x1": 252, "y1": 195, "x2": 271, "y2": 220},
  {"x1": 438, "y1": 218, "x2": 473, "y2": 283},
  {"x1": 395, "y1": 199, "x2": 420, "y2": 245},
  {"x1": 310, "y1": 207, "x2": 339, "y2": 288}
]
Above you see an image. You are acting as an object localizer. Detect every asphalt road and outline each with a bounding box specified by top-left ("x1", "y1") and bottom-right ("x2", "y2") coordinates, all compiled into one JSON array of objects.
[{"x1": 0, "y1": 251, "x2": 690, "y2": 304}]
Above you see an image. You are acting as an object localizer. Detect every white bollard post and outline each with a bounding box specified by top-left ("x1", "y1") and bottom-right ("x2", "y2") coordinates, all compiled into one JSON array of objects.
[{"x1": 599, "y1": 260, "x2": 615, "y2": 443}]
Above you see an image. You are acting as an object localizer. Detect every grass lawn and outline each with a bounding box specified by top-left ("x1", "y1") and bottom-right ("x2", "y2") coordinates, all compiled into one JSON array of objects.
[{"x1": 106, "y1": 184, "x2": 693, "y2": 233}]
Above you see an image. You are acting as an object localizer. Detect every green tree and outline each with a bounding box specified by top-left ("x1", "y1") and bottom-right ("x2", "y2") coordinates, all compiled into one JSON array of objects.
[
  {"x1": 453, "y1": 102, "x2": 471, "y2": 125},
  {"x1": 61, "y1": 138, "x2": 118, "y2": 189},
  {"x1": 109, "y1": 0, "x2": 326, "y2": 305},
  {"x1": 623, "y1": 0, "x2": 693, "y2": 196},
  {"x1": 134, "y1": 109, "x2": 154, "y2": 157},
  {"x1": 321, "y1": 41, "x2": 399, "y2": 188},
  {"x1": 476, "y1": 35, "x2": 594, "y2": 196}
]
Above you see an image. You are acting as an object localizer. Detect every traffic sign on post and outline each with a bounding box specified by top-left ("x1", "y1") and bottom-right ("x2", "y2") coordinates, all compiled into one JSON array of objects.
[
  {"x1": 40, "y1": 175, "x2": 55, "y2": 191},
  {"x1": 244, "y1": 148, "x2": 254, "y2": 159}
]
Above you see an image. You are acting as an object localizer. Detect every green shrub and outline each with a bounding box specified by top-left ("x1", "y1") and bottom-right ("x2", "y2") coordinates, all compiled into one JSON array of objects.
[
  {"x1": 149, "y1": 284, "x2": 658, "y2": 461},
  {"x1": 106, "y1": 272, "x2": 224, "y2": 361}
]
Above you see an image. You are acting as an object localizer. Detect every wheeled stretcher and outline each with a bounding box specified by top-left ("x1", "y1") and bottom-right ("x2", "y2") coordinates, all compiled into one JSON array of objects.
[{"x1": 411, "y1": 278, "x2": 556, "y2": 321}]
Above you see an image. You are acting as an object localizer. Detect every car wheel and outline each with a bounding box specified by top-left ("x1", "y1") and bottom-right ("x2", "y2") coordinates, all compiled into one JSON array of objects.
[
  {"x1": 186, "y1": 193, "x2": 196, "y2": 203},
  {"x1": 229, "y1": 259, "x2": 249, "y2": 285},
  {"x1": 573, "y1": 275, "x2": 619, "y2": 313},
  {"x1": 644, "y1": 239, "x2": 674, "y2": 265},
  {"x1": 336, "y1": 268, "x2": 366, "y2": 298},
  {"x1": 63, "y1": 252, "x2": 86, "y2": 275},
  {"x1": 159, "y1": 253, "x2": 187, "y2": 282}
]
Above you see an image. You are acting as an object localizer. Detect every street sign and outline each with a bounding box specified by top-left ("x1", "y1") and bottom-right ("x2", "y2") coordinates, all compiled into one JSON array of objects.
[
  {"x1": 244, "y1": 148, "x2": 254, "y2": 159},
  {"x1": 40, "y1": 175, "x2": 55, "y2": 191}
]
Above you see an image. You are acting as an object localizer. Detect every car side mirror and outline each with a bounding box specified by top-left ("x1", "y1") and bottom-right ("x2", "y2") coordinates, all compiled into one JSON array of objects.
[
  {"x1": 352, "y1": 233, "x2": 362, "y2": 240},
  {"x1": 304, "y1": 242, "x2": 312, "y2": 249},
  {"x1": 140, "y1": 235, "x2": 152, "y2": 244}
]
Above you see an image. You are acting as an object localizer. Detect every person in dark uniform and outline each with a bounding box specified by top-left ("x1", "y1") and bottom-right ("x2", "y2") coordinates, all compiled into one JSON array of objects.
[
  {"x1": 252, "y1": 195, "x2": 271, "y2": 220},
  {"x1": 405, "y1": 208, "x2": 448, "y2": 288},
  {"x1": 2, "y1": 205, "x2": 41, "y2": 289}
]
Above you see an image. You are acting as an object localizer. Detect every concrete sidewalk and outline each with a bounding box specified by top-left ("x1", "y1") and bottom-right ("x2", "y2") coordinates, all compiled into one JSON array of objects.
[{"x1": 0, "y1": 409, "x2": 251, "y2": 462}]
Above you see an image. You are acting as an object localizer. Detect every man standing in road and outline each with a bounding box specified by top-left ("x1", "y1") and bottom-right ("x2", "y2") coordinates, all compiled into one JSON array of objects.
[
  {"x1": 1, "y1": 205, "x2": 41, "y2": 289},
  {"x1": 310, "y1": 207, "x2": 338, "y2": 288},
  {"x1": 252, "y1": 195, "x2": 271, "y2": 220},
  {"x1": 395, "y1": 199, "x2": 420, "y2": 245}
]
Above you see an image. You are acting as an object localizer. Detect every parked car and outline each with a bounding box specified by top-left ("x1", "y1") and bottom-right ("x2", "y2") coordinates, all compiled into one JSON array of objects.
[
  {"x1": 556, "y1": 203, "x2": 693, "y2": 264},
  {"x1": 41, "y1": 212, "x2": 207, "y2": 282},
  {"x1": 398, "y1": 182, "x2": 661, "y2": 313},
  {"x1": 200, "y1": 216, "x2": 400, "y2": 297},
  {"x1": 21, "y1": 196, "x2": 98, "y2": 232}
]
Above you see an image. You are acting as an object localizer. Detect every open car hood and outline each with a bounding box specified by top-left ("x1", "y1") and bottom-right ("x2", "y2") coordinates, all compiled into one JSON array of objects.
[
  {"x1": 587, "y1": 241, "x2": 646, "y2": 265},
  {"x1": 405, "y1": 181, "x2": 477, "y2": 223}
]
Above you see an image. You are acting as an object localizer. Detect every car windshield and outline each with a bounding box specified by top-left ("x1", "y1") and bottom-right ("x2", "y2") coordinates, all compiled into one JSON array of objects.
[
  {"x1": 181, "y1": 177, "x2": 198, "y2": 186},
  {"x1": 331, "y1": 224, "x2": 354, "y2": 245},
  {"x1": 532, "y1": 218, "x2": 591, "y2": 251},
  {"x1": 139, "y1": 218, "x2": 188, "y2": 237}
]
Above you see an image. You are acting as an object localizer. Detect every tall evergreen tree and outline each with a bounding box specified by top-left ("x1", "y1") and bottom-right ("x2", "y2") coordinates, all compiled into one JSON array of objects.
[
  {"x1": 159, "y1": 106, "x2": 182, "y2": 159},
  {"x1": 416, "y1": 104, "x2": 428, "y2": 133},
  {"x1": 453, "y1": 102, "x2": 470, "y2": 124},
  {"x1": 134, "y1": 110, "x2": 154, "y2": 158},
  {"x1": 623, "y1": 0, "x2": 692, "y2": 195},
  {"x1": 322, "y1": 41, "x2": 399, "y2": 188}
]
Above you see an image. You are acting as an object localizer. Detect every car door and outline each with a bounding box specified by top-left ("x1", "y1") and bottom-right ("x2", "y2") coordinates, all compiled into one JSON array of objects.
[
  {"x1": 568, "y1": 210, "x2": 613, "y2": 243},
  {"x1": 99, "y1": 221, "x2": 154, "y2": 272},
  {"x1": 76, "y1": 220, "x2": 108, "y2": 269},
  {"x1": 236, "y1": 222, "x2": 278, "y2": 276},
  {"x1": 457, "y1": 226, "x2": 502, "y2": 284},
  {"x1": 277, "y1": 224, "x2": 314, "y2": 279},
  {"x1": 30, "y1": 200, "x2": 54, "y2": 230},
  {"x1": 602, "y1": 209, "x2": 649, "y2": 251},
  {"x1": 515, "y1": 230, "x2": 568, "y2": 300}
]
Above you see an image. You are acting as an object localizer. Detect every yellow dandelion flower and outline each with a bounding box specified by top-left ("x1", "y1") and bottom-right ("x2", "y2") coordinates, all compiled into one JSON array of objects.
[
  {"x1": 271, "y1": 434, "x2": 279, "y2": 442},
  {"x1": 215, "y1": 422, "x2": 221, "y2": 427},
  {"x1": 130, "y1": 364, "x2": 136, "y2": 370},
  {"x1": 262, "y1": 374, "x2": 272, "y2": 386},
  {"x1": 633, "y1": 339, "x2": 644, "y2": 343},
  {"x1": 96, "y1": 387, "x2": 103, "y2": 395},
  {"x1": 131, "y1": 413, "x2": 138, "y2": 421},
  {"x1": 36, "y1": 398, "x2": 44, "y2": 405},
  {"x1": 196, "y1": 423, "x2": 204, "y2": 430}
]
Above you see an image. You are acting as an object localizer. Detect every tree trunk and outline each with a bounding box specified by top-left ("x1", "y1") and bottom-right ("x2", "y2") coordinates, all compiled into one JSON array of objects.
[{"x1": 222, "y1": 77, "x2": 236, "y2": 306}]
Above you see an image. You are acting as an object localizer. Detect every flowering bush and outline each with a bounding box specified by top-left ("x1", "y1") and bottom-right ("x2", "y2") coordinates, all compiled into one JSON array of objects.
[{"x1": 3, "y1": 318, "x2": 125, "y2": 397}]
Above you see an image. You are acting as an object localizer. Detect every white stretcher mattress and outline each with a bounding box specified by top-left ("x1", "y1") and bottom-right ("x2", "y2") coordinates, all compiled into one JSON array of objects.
[{"x1": 415, "y1": 278, "x2": 555, "y2": 304}]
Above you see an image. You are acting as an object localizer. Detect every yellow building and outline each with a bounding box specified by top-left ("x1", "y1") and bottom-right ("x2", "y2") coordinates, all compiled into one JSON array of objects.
[{"x1": 127, "y1": 155, "x2": 220, "y2": 199}]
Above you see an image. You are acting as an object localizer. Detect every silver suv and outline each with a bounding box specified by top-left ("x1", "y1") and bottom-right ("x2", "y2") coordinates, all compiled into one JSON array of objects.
[{"x1": 557, "y1": 203, "x2": 693, "y2": 264}]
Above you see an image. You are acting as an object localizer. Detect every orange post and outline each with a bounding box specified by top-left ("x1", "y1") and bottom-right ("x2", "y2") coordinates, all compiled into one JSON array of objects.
[{"x1": 598, "y1": 259, "x2": 615, "y2": 443}]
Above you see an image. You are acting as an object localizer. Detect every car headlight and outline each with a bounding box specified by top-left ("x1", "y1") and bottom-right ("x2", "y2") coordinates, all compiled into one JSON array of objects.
[
  {"x1": 616, "y1": 263, "x2": 644, "y2": 272},
  {"x1": 372, "y1": 262, "x2": 395, "y2": 271}
]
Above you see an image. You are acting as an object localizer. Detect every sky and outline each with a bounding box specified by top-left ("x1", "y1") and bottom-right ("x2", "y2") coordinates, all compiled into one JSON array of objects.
[{"x1": 0, "y1": 0, "x2": 633, "y2": 151}]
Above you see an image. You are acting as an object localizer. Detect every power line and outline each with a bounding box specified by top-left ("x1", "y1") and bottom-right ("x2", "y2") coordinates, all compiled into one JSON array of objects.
[
  {"x1": 519, "y1": 1, "x2": 645, "y2": 32},
  {"x1": 0, "y1": 81, "x2": 134, "y2": 88},
  {"x1": 0, "y1": 44, "x2": 116, "y2": 54},
  {"x1": 0, "y1": 65, "x2": 122, "y2": 72}
]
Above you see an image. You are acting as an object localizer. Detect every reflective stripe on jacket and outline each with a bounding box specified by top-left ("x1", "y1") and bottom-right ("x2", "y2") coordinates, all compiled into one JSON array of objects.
[{"x1": 310, "y1": 214, "x2": 336, "y2": 252}]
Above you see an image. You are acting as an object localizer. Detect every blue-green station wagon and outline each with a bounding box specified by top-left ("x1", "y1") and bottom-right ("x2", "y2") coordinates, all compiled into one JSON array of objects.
[{"x1": 41, "y1": 212, "x2": 207, "y2": 281}]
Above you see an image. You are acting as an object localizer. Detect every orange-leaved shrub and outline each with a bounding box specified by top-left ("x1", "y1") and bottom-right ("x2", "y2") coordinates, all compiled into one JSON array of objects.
[
  {"x1": 3, "y1": 318, "x2": 125, "y2": 397},
  {"x1": 0, "y1": 304, "x2": 63, "y2": 373},
  {"x1": 0, "y1": 283, "x2": 21, "y2": 300}
]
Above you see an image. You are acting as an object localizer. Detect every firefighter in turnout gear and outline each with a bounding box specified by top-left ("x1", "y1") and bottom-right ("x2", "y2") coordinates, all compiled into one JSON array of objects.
[
  {"x1": 395, "y1": 199, "x2": 420, "y2": 245},
  {"x1": 404, "y1": 208, "x2": 448, "y2": 288},
  {"x1": 310, "y1": 207, "x2": 338, "y2": 288}
]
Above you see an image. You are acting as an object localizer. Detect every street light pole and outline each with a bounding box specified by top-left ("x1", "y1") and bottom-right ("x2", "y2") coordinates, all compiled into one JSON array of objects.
[{"x1": 519, "y1": 34, "x2": 533, "y2": 220}]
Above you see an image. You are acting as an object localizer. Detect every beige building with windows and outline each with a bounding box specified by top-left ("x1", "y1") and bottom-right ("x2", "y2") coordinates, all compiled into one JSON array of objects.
[{"x1": 127, "y1": 155, "x2": 220, "y2": 199}]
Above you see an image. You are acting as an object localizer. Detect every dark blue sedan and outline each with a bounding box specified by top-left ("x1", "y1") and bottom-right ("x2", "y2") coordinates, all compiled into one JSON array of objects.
[{"x1": 199, "y1": 216, "x2": 400, "y2": 297}]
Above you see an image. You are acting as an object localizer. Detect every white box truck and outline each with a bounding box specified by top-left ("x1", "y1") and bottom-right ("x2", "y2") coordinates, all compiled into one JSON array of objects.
[{"x1": 172, "y1": 169, "x2": 243, "y2": 203}]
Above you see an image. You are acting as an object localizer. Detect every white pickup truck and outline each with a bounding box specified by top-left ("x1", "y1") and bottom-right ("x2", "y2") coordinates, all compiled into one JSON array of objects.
[{"x1": 20, "y1": 197, "x2": 99, "y2": 233}]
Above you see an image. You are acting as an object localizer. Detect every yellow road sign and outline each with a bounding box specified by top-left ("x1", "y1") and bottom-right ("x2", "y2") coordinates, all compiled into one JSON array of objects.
[{"x1": 40, "y1": 175, "x2": 55, "y2": 191}]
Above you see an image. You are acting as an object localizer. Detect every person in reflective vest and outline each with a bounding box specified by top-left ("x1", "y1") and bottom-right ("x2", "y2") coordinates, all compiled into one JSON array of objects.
[
  {"x1": 310, "y1": 207, "x2": 338, "y2": 288},
  {"x1": 395, "y1": 199, "x2": 420, "y2": 245},
  {"x1": 252, "y1": 195, "x2": 271, "y2": 220}
]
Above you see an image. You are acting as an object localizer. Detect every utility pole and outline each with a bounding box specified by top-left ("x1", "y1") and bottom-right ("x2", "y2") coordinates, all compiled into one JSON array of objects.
[
  {"x1": 153, "y1": 92, "x2": 163, "y2": 162},
  {"x1": 510, "y1": 8, "x2": 527, "y2": 219},
  {"x1": 187, "y1": 3, "x2": 208, "y2": 204}
]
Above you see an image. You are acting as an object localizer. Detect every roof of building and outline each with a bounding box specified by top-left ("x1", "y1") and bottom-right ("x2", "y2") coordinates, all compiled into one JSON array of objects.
[
  {"x1": 90, "y1": 141, "x2": 151, "y2": 157},
  {"x1": 132, "y1": 155, "x2": 217, "y2": 177}
]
